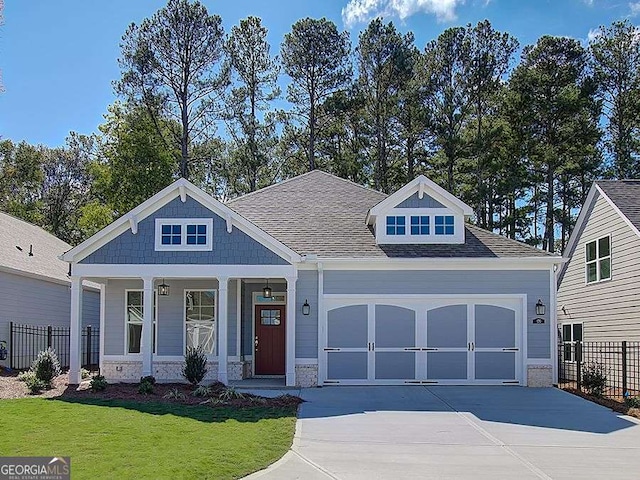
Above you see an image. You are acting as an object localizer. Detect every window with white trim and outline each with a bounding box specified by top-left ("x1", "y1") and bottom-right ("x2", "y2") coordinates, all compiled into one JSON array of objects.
[
  {"x1": 386, "y1": 216, "x2": 406, "y2": 235},
  {"x1": 562, "y1": 323, "x2": 582, "y2": 362},
  {"x1": 126, "y1": 290, "x2": 157, "y2": 354},
  {"x1": 410, "y1": 215, "x2": 430, "y2": 235},
  {"x1": 155, "y1": 218, "x2": 213, "y2": 251},
  {"x1": 185, "y1": 290, "x2": 216, "y2": 355},
  {"x1": 585, "y1": 236, "x2": 611, "y2": 283},
  {"x1": 434, "y1": 215, "x2": 454, "y2": 235}
]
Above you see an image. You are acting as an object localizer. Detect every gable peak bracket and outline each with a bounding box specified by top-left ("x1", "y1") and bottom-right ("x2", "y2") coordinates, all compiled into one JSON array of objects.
[
  {"x1": 418, "y1": 182, "x2": 426, "y2": 200},
  {"x1": 179, "y1": 185, "x2": 187, "y2": 203},
  {"x1": 225, "y1": 214, "x2": 233, "y2": 234},
  {"x1": 128, "y1": 215, "x2": 138, "y2": 235}
]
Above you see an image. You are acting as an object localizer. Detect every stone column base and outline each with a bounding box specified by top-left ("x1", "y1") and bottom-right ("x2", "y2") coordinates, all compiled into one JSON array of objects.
[
  {"x1": 527, "y1": 364, "x2": 553, "y2": 387},
  {"x1": 295, "y1": 364, "x2": 318, "y2": 387}
]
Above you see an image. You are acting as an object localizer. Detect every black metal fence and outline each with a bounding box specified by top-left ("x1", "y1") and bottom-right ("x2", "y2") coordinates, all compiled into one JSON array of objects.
[
  {"x1": 9, "y1": 322, "x2": 100, "y2": 371},
  {"x1": 558, "y1": 340, "x2": 640, "y2": 400}
]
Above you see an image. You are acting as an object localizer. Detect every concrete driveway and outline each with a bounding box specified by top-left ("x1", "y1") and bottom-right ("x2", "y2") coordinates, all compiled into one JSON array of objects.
[{"x1": 245, "y1": 386, "x2": 640, "y2": 480}]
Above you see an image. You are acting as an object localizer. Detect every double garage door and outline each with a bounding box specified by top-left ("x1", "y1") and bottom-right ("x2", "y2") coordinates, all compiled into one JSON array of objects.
[{"x1": 322, "y1": 297, "x2": 524, "y2": 385}]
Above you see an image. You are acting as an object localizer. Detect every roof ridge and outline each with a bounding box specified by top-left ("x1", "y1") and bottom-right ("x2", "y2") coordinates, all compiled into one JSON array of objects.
[
  {"x1": 312, "y1": 169, "x2": 387, "y2": 198},
  {"x1": 465, "y1": 223, "x2": 556, "y2": 257},
  {"x1": 0, "y1": 211, "x2": 70, "y2": 247}
]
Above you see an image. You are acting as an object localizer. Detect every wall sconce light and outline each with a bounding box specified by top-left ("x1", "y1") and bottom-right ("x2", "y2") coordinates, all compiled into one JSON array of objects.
[
  {"x1": 158, "y1": 279, "x2": 170, "y2": 296},
  {"x1": 535, "y1": 299, "x2": 546, "y2": 316},
  {"x1": 302, "y1": 299, "x2": 310, "y2": 316},
  {"x1": 262, "y1": 279, "x2": 272, "y2": 299}
]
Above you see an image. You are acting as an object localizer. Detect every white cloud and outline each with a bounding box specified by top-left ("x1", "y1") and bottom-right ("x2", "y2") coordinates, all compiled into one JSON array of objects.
[
  {"x1": 342, "y1": 0, "x2": 463, "y2": 28},
  {"x1": 631, "y1": 1, "x2": 640, "y2": 17}
]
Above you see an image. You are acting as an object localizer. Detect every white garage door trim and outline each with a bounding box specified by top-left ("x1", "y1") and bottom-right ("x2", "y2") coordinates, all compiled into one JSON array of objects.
[{"x1": 319, "y1": 294, "x2": 528, "y2": 386}]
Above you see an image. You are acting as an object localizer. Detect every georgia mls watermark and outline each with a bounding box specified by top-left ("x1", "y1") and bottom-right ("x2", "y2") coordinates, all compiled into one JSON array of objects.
[{"x1": 0, "y1": 457, "x2": 70, "y2": 480}]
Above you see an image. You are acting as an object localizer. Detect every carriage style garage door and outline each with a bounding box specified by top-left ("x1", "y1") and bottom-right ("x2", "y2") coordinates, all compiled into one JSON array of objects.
[{"x1": 322, "y1": 296, "x2": 524, "y2": 385}]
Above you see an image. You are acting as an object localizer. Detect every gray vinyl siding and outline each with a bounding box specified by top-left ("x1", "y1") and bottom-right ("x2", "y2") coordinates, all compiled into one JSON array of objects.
[
  {"x1": 324, "y1": 269, "x2": 551, "y2": 359},
  {"x1": 80, "y1": 197, "x2": 289, "y2": 266},
  {"x1": 558, "y1": 192, "x2": 640, "y2": 341},
  {"x1": 0, "y1": 271, "x2": 99, "y2": 363},
  {"x1": 104, "y1": 278, "x2": 242, "y2": 357},
  {"x1": 396, "y1": 192, "x2": 445, "y2": 209},
  {"x1": 296, "y1": 270, "x2": 318, "y2": 358}
]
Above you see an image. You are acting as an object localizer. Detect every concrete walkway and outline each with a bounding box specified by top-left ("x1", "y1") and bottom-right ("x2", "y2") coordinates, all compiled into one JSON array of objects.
[{"x1": 245, "y1": 386, "x2": 640, "y2": 480}]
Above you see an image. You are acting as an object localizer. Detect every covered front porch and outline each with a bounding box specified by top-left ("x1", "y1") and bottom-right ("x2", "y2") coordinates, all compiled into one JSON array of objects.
[{"x1": 68, "y1": 264, "x2": 301, "y2": 387}]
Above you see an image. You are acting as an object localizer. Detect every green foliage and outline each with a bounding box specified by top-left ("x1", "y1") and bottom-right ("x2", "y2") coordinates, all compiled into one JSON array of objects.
[
  {"x1": 163, "y1": 388, "x2": 187, "y2": 400},
  {"x1": 192, "y1": 385, "x2": 212, "y2": 397},
  {"x1": 25, "y1": 377, "x2": 47, "y2": 395},
  {"x1": 625, "y1": 395, "x2": 640, "y2": 408},
  {"x1": 182, "y1": 347, "x2": 208, "y2": 386},
  {"x1": 219, "y1": 387, "x2": 246, "y2": 401},
  {"x1": 138, "y1": 379, "x2": 155, "y2": 395},
  {"x1": 17, "y1": 371, "x2": 36, "y2": 384},
  {"x1": 81, "y1": 368, "x2": 91, "y2": 380},
  {"x1": 90, "y1": 375, "x2": 108, "y2": 392},
  {"x1": 582, "y1": 361, "x2": 608, "y2": 397},
  {"x1": 31, "y1": 347, "x2": 61, "y2": 386}
]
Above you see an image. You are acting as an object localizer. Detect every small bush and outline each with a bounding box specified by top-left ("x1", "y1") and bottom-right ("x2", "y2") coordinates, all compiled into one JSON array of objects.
[
  {"x1": 192, "y1": 385, "x2": 212, "y2": 397},
  {"x1": 81, "y1": 368, "x2": 91, "y2": 380},
  {"x1": 219, "y1": 387, "x2": 246, "y2": 401},
  {"x1": 25, "y1": 377, "x2": 47, "y2": 394},
  {"x1": 31, "y1": 347, "x2": 61, "y2": 385},
  {"x1": 625, "y1": 395, "x2": 640, "y2": 409},
  {"x1": 182, "y1": 347, "x2": 207, "y2": 386},
  {"x1": 17, "y1": 371, "x2": 36, "y2": 383},
  {"x1": 582, "y1": 361, "x2": 608, "y2": 397},
  {"x1": 138, "y1": 380, "x2": 154, "y2": 395},
  {"x1": 90, "y1": 375, "x2": 108, "y2": 392},
  {"x1": 163, "y1": 388, "x2": 186, "y2": 400},
  {"x1": 140, "y1": 375, "x2": 156, "y2": 385}
]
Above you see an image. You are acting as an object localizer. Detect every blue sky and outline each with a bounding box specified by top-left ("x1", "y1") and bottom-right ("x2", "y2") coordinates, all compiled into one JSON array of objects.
[{"x1": 0, "y1": 0, "x2": 637, "y2": 147}]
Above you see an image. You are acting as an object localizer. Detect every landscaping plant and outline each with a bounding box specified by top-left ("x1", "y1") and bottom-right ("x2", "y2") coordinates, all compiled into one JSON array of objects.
[
  {"x1": 581, "y1": 361, "x2": 608, "y2": 397},
  {"x1": 192, "y1": 385, "x2": 212, "y2": 397},
  {"x1": 182, "y1": 346, "x2": 207, "y2": 385},
  {"x1": 31, "y1": 347, "x2": 61, "y2": 387},
  {"x1": 90, "y1": 375, "x2": 108, "y2": 392},
  {"x1": 138, "y1": 375, "x2": 156, "y2": 395},
  {"x1": 163, "y1": 388, "x2": 187, "y2": 400}
]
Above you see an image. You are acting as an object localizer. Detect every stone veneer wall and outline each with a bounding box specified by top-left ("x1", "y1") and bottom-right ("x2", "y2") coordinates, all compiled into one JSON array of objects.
[
  {"x1": 295, "y1": 364, "x2": 318, "y2": 387},
  {"x1": 102, "y1": 360, "x2": 249, "y2": 383},
  {"x1": 527, "y1": 365, "x2": 553, "y2": 387}
]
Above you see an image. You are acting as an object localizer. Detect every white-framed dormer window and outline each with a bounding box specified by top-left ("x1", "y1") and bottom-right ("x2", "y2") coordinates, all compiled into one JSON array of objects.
[
  {"x1": 155, "y1": 218, "x2": 213, "y2": 251},
  {"x1": 184, "y1": 289, "x2": 216, "y2": 355},
  {"x1": 410, "y1": 215, "x2": 430, "y2": 235},
  {"x1": 585, "y1": 236, "x2": 611, "y2": 283},
  {"x1": 386, "y1": 215, "x2": 406, "y2": 235},
  {"x1": 125, "y1": 290, "x2": 157, "y2": 354},
  {"x1": 434, "y1": 215, "x2": 454, "y2": 235}
]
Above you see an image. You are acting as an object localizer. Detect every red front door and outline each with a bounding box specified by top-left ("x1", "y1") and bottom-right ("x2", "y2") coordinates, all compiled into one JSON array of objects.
[{"x1": 255, "y1": 305, "x2": 286, "y2": 375}]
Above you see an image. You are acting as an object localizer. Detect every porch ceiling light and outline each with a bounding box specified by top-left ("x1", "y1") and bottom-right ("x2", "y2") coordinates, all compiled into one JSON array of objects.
[
  {"x1": 302, "y1": 299, "x2": 310, "y2": 316},
  {"x1": 262, "y1": 279, "x2": 272, "y2": 299},
  {"x1": 158, "y1": 279, "x2": 170, "y2": 296},
  {"x1": 535, "y1": 299, "x2": 545, "y2": 316}
]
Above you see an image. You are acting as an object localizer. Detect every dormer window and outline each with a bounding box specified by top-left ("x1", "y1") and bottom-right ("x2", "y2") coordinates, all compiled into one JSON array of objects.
[
  {"x1": 435, "y1": 215, "x2": 454, "y2": 235},
  {"x1": 386, "y1": 216, "x2": 406, "y2": 235},
  {"x1": 410, "y1": 216, "x2": 430, "y2": 235},
  {"x1": 155, "y1": 218, "x2": 213, "y2": 251}
]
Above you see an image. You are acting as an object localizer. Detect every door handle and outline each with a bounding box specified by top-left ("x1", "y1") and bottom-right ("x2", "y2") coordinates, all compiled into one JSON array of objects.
[{"x1": 255, "y1": 336, "x2": 259, "y2": 352}]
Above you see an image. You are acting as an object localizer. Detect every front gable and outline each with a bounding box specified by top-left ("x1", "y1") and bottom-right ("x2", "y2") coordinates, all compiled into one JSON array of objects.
[
  {"x1": 63, "y1": 179, "x2": 299, "y2": 266},
  {"x1": 367, "y1": 175, "x2": 473, "y2": 245}
]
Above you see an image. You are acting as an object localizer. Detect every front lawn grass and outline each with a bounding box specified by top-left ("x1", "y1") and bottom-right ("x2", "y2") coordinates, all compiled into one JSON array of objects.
[{"x1": 0, "y1": 398, "x2": 296, "y2": 479}]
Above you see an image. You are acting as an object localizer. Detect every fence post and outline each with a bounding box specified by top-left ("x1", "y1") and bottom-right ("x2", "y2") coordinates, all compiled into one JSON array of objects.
[
  {"x1": 9, "y1": 321, "x2": 13, "y2": 369},
  {"x1": 86, "y1": 326, "x2": 92, "y2": 370},
  {"x1": 622, "y1": 340, "x2": 628, "y2": 397},
  {"x1": 47, "y1": 325, "x2": 52, "y2": 349},
  {"x1": 576, "y1": 340, "x2": 582, "y2": 392}
]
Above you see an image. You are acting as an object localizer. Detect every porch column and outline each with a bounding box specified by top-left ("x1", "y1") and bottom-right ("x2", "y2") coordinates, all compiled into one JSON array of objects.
[
  {"x1": 141, "y1": 277, "x2": 154, "y2": 377},
  {"x1": 286, "y1": 275, "x2": 297, "y2": 387},
  {"x1": 69, "y1": 276, "x2": 83, "y2": 385},
  {"x1": 217, "y1": 276, "x2": 229, "y2": 384}
]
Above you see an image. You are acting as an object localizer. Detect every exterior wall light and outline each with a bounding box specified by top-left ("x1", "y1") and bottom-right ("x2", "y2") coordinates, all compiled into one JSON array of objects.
[
  {"x1": 535, "y1": 299, "x2": 546, "y2": 316},
  {"x1": 262, "y1": 279, "x2": 272, "y2": 299},
  {"x1": 158, "y1": 279, "x2": 170, "y2": 296},
  {"x1": 302, "y1": 300, "x2": 311, "y2": 316}
]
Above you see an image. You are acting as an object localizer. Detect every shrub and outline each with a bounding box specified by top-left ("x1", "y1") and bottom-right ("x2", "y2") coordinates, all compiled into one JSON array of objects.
[
  {"x1": 81, "y1": 368, "x2": 91, "y2": 380},
  {"x1": 25, "y1": 377, "x2": 47, "y2": 394},
  {"x1": 182, "y1": 347, "x2": 207, "y2": 386},
  {"x1": 625, "y1": 395, "x2": 640, "y2": 409},
  {"x1": 90, "y1": 375, "x2": 108, "y2": 392},
  {"x1": 192, "y1": 385, "x2": 212, "y2": 397},
  {"x1": 163, "y1": 388, "x2": 186, "y2": 400},
  {"x1": 582, "y1": 361, "x2": 608, "y2": 397},
  {"x1": 219, "y1": 387, "x2": 245, "y2": 401},
  {"x1": 140, "y1": 375, "x2": 156, "y2": 385},
  {"x1": 17, "y1": 371, "x2": 36, "y2": 383},
  {"x1": 138, "y1": 380, "x2": 154, "y2": 395},
  {"x1": 31, "y1": 347, "x2": 61, "y2": 385}
]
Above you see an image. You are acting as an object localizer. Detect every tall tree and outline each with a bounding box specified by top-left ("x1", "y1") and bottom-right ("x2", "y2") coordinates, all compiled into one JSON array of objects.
[
  {"x1": 281, "y1": 17, "x2": 351, "y2": 171},
  {"x1": 117, "y1": 0, "x2": 227, "y2": 179},
  {"x1": 225, "y1": 16, "x2": 280, "y2": 193},
  {"x1": 357, "y1": 19, "x2": 415, "y2": 193},
  {"x1": 590, "y1": 20, "x2": 640, "y2": 178}
]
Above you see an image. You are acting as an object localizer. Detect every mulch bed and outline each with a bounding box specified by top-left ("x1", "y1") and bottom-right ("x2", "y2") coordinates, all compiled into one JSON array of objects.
[
  {"x1": 0, "y1": 368, "x2": 303, "y2": 409},
  {"x1": 560, "y1": 386, "x2": 640, "y2": 420}
]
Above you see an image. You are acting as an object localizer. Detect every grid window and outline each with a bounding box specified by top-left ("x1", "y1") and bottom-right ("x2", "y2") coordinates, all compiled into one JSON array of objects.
[
  {"x1": 161, "y1": 224, "x2": 182, "y2": 245},
  {"x1": 562, "y1": 323, "x2": 583, "y2": 362},
  {"x1": 185, "y1": 290, "x2": 216, "y2": 355},
  {"x1": 434, "y1": 215, "x2": 454, "y2": 235},
  {"x1": 386, "y1": 216, "x2": 406, "y2": 235},
  {"x1": 586, "y1": 236, "x2": 611, "y2": 283},
  {"x1": 186, "y1": 224, "x2": 208, "y2": 245},
  {"x1": 126, "y1": 290, "x2": 156, "y2": 354},
  {"x1": 410, "y1": 216, "x2": 430, "y2": 235}
]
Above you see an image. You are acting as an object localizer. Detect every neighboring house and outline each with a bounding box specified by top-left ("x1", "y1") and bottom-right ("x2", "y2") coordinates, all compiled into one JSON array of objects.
[
  {"x1": 558, "y1": 180, "x2": 640, "y2": 345},
  {"x1": 61, "y1": 171, "x2": 562, "y2": 387},
  {"x1": 0, "y1": 212, "x2": 100, "y2": 367}
]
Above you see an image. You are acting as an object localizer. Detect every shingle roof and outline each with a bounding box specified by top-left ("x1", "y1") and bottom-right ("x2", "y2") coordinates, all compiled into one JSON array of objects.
[
  {"x1": 596, "y1": 180, "x2": 640, "y2": 232},
  {"x1": 228, "y1": 170, "x2": 552, "y2": 258},
  {"x1": 0, "y1": 212, "x2": 75, "y2": 284}
]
